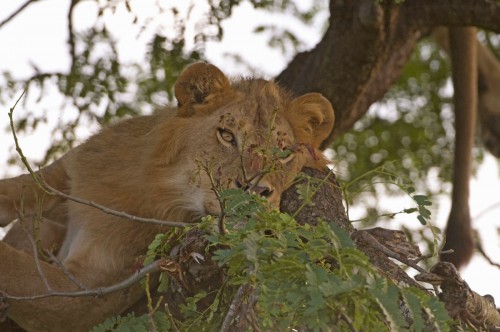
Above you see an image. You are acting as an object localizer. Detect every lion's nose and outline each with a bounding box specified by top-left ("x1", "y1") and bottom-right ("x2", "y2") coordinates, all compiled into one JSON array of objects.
[
  {"x1": 235, "y1": 179, "x2": 274, "y2": 198},
  {"x1": 252, "y1": 185, "x2": 274, "y2": 198}
]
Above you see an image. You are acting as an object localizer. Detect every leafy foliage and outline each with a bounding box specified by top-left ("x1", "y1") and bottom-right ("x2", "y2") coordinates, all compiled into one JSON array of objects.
[
  {"x1": 93, "y1": 188, "x2": 452, "y2": 331},
  {"x1": 91, "y1": 311, "x2": 171, "y2": 332}
]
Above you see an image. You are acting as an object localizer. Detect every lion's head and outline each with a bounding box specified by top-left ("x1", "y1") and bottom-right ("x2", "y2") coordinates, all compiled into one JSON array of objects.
[{"x1": 144, "y1": 63, "x2": 335, "y2": 219}]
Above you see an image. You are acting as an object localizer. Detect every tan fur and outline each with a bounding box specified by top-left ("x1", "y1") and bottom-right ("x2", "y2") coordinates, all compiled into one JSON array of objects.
[{"x1": 0, "y1": 63, "x2": 334, "y2": 331}]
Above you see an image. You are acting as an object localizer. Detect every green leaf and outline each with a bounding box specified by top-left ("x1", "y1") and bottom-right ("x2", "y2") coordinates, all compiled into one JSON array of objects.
[
  {"x1": 371, "y1": 281, "x2": 408, "y2": 330},
  {"x1": 421, "y1": 295, "x2": 452, "y2": 332},
  {"x1": 413, "y1": 195, "x2": 432, "y2": 206},
  {"x1": 417, "y1": 215, "x2": 427, "y2": 225},
  {"x1": 402, "y1": 291, "x2": 425, "y2": 331},
  {"x1": 157, "y1": 272, "x2": 169, "y2": 292}
]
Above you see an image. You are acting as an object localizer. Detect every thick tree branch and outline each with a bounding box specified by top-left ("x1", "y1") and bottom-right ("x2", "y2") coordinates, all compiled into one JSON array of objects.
[
  {"x1": 278, "y1": 0, "x2": 500, "y2": 146},
  {"x1": 403, "y1": 0, "x2": 500, "y2": 32},
  {"x1": 278, "y1": 0, "x2": 423, "y2": 145},
  {"x1": 416, "y1": 262, "x2": 500, "y2": 328}
]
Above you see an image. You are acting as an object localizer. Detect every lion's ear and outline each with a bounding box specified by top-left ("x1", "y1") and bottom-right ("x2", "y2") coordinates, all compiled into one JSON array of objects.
[
  {"x1": 288, "y1": 93, "x2": 335, "y2": 151},
  {"x1": 174, "y1": 62, "x2": 232, "y2": 116}
]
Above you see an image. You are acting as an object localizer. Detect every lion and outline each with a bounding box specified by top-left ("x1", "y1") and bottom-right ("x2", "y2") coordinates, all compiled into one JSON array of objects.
[{"x1": 0, "y1": 62, "x2": 334, "y2": 331}]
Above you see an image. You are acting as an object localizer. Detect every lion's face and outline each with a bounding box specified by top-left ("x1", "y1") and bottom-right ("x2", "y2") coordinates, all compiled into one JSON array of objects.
[
  {"x1": 149, "y1": 63, "x2": 335, "y2": 218},
  {"x1": 183, "y1": 87, "x2": 305, "y2": 214}
]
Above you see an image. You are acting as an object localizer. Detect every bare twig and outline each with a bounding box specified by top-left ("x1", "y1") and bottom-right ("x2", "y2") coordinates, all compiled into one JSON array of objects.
[
  {"x1": 8, "y1": 90, "x2": 50, "y2": 194},
  {"x1": 67, "y1": 0, "x2": 77, "y2": 62},
  {"x1": 413, "y1": 249, "x2": 453, "y2": 264},
  {"x1": 200, "y1": 161, "x2": 227, "y2": 235},
  {"x1": 353, "y1": 230, "x2": 427, "y2": 274},
  {"x1": 44, "y1": 250, "x2": 89, "y2": 290},
  {"x1": 340, "y1": 312, "x2": 358, "y2": 332},
  {"x1": 42, "y1": 180, "x2": 192, "y2": 228},
  {"x1": 23, "y1": 218, "x2": 53, "y2": 292},
  {"x1": 474, "y1": 201, "x2": 500, "y2": 221},
  {"x1": 474, "y1": 230, "x2": 500, "y2": 269},
  {"x1": 292, "y1": 171, "x2": 332, "y2": 218},
  {"x1": 1, "y1": 259, "x2": 165, "y2": 301},
  {"x1": 0, "y1": 0, "x2": 40, "y2": 29},
  {"x1": 220, "y1": 284, "x2": 250, "y2": 332}
]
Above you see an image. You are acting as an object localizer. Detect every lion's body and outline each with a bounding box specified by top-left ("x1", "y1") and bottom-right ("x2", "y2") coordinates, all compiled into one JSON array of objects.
[{"x1": 0, "y1": 63, "x2": 334, "y2": 331}]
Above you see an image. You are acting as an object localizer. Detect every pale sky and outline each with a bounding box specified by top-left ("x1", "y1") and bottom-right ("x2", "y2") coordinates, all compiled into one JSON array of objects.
[{"x1": 1, "y1": 0, "x2": 499, "y2": 303}]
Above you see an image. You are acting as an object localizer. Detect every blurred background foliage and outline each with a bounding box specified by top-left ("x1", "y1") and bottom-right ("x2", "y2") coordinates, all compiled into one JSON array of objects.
[{"x1": 1, "y1": 0, "x2": 498, "y2": 225}]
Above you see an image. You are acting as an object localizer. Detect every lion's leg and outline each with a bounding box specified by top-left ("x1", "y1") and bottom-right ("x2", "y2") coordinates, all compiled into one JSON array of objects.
[
  {"x1": 0, "y1": 241, "x2": 145, "y2": 332},
  {"x1": 1, "y1": 171, "x2": 68, "y2": 258},
  {"x1": 0, "y1": 160, "x2": 68, "y2": 227},
  {"x1": 3, "y1": 215, "x2": 66, "y2": 255}
]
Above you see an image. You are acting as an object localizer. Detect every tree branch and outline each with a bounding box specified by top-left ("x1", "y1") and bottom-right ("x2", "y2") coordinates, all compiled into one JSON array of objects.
[
  {"x1": 0, "y1": 0, "x2": 40, "y2": 29},
  {"x1": 42, "y1": 180, "x2": 193, "y2": 228},
  {"x1": 278, "y1": 0, "x2": 500, "y2": 145},
  {"x1": 403, "y1": 0, "x2": 500, "y2": 32},
  {"x1": 67, "y1": 0, "x2": 77, "y2": 67}
]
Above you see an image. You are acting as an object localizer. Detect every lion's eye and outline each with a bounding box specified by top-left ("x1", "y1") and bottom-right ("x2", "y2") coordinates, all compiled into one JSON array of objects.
[{"x1": 217, "y1": 128, "x2": 236, "y2": 147}]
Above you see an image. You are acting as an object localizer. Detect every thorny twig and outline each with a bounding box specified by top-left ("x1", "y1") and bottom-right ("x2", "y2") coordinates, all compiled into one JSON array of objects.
[
  {"x1": 292, "y1": 171, "x2": 332, "y2": 218},
  {"x1": 340, "y1": 312, "x2": 358, "y2": 332},
  {"x1": 145, "y1": 273, "x2": 162, "y2": 332}
]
